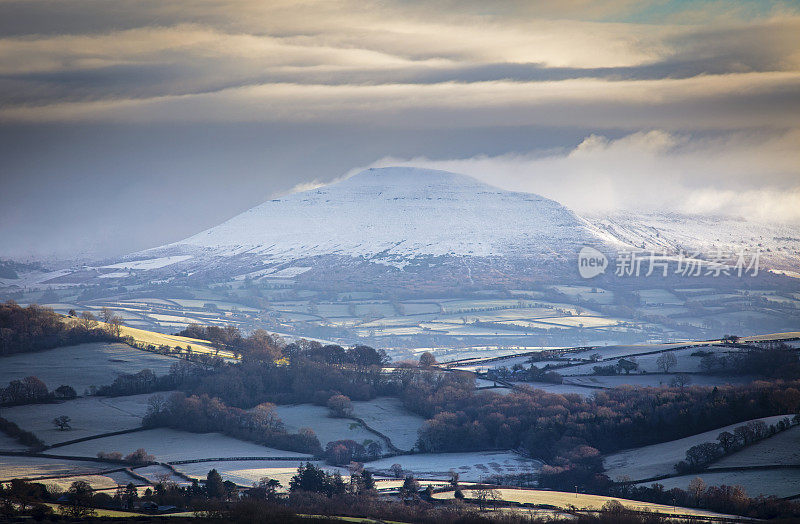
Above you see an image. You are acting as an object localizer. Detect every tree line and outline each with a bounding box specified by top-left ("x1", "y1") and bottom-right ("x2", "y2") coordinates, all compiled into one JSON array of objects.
[
  {"x1": 0, "y1": 301, "x2": 119, "y2": 356},
  {"x1": 1, "y1": 375, "x2": 76, "y2": 406},
  {"x1": 676, "y1": 416, "x2": 799, "y2": 473},
  {"x1": 614, "y1": 477, "x2": 800, "y2": 520}
]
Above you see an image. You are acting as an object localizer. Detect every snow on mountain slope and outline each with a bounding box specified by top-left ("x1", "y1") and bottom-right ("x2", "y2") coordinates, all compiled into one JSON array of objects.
[
  {"x1": 154, "y1": 167, "x2": 621, "y2": 261},
  {"x1": 590, "y1": 212, "x2": 800, "y2": 272}
]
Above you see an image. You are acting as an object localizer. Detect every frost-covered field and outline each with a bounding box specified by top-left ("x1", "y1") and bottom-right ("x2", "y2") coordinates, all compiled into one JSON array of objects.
[
  {"x1": 557, "y1": 346, "x2": 724, "y2": 376},
  {"x1": 603, "y1": 415, "x2": 792, "y2": 481},
  {"x1": 643, "y1": 469, "x2": 800, "y2": 498},
  {"x1": 563, "y1": 374, "x2": 751, "y2": 389},
  {"x1": 0, "y1": 343, "x2": 176, "y2": 393},
  {"x1": 0, "y1": 456, "x2": 113, "y2": 480},
  {"x1": 512, "y1": 382, "x2": 597, "y2": 397},
  {"x1": 550, "y1": 285, "x2": 615, "y2": 305},
  {"x1": 1, "y1": 393, "x2": 157, "y2": 445},
  {"x1": 567, "y1": 343, "x2": 701, "y2": 361},
  {"x1": 49, "y1": 428, "x2": 312, "y2": 462},
  {"x1": 41, "y1": 471, "x2": 144, "y2": 491},
  {"x1": 0, "y1": 432, "x2": 30, "y2": 451},
  {"x1": 350, "y1": 397, "x2": 426, "y2": 451},
  {"x1": 712, "y1": 425, "x2": 800, "y2": 468},
  {"x1": 173, "y1": 459, "x2": 347, "y2": 489},
  {"x1": 365, "y1": 451, "x2": 541, "y2": 482},
  {"x1": 273, "y1": 404, "x2": 383, "y2": 450}
]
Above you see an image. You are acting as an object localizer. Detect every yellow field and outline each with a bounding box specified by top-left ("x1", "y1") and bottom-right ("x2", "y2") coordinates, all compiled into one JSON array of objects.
[
  {"x1": 742, "y1": 332, "x2": 800, "y2": 342},
  {"x1": 433, "y1": 488, "x2": 735, "y2": 518},
  {"x1": 62, "y1": 316, "x2": 238, "y2": 359},
  {"x1": 116, "y1": 324, "x2": 236, "y2": 358}
]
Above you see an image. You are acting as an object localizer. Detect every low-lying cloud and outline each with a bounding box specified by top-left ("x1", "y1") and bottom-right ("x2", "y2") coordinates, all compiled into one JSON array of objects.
[{"x1": 360, "y1": 129, "x2": 800, "y2": 223}]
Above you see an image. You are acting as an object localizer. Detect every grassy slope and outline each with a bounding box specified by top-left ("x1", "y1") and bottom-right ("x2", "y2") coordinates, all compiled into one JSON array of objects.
[
  {"x1": 62, "y1": 315, "x2": 237, "y2": 359},
  {"x1": 433, "y1": 488, "x2": 736, "y2": 518}
]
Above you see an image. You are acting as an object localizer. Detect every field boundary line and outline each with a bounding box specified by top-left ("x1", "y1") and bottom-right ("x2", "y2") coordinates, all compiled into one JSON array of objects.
[
  {"x1": 167, "y1": 456, "x2": 315, "y2": 465},
  {"x1": 46, "y1": 426, "x2": 147, "y2": 449}
]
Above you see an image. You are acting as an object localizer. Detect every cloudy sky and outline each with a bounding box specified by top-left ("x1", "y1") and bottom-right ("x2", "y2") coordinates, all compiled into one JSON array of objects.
[{"x1": 1, "y1": 0, "x2": 799, "y2": 260}]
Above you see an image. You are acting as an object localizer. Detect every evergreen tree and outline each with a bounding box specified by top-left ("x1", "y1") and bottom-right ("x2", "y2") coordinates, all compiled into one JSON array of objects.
[{"x1": 206, "y1": 469, "x2": 225, "y2": 499}]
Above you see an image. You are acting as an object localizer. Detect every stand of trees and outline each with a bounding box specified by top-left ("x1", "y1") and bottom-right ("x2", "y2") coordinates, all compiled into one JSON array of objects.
[
  {"x1": 177, "y1": 324, "x2": 284, "y2": 361},
  {"x1": 700, "y1": 344, "x2": 800, "y2": 379},
  {"x1": 176, "y1": 323, "x2": 390, "y2": 368},
  {"x1": 676, "y1": 416, "x2": 799, "y2": 473},
  {"x1": 0, "y1": 301, "x2": 120, "y2": 356},
  {"x1": 186, "y1": 353, "x2": 398, "y2": 408},
  {"x1": 1, "y1": 376, "x2": 76, "y2": 406},
  {"x1": 142, "y1": 392, "x2": 323, "y2": 455}
]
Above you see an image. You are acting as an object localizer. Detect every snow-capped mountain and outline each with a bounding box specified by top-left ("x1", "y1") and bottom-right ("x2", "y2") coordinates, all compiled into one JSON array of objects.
[
  {"x1": 5, "y1": 166, "x2": 800, "y2": 290},
  {"x1": 144, "y1": 167, "x2": 622, "y2": 264}
]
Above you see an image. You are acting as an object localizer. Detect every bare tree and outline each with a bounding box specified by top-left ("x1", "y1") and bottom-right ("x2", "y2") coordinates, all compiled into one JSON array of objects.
[
  {"x1": 53, "y1": 415, "x2": 71, "y2": 431},
  {"x1": 448, "y1": 469, "x2": 460, "y2": 488},
  {"x1": 688, "y1": 477, "x2": 707, "y2": 504},
  {"x1": 146, "y1": 394, "x2": 167, "y2": 417},
  {"x1": 79, "y1": 311, "x2": 97, "y2": 330},
  {"x1": 656, "y1": 352, "x2": 678, "y2": 373},
  {"x1": 107, "y1": 315, "x2": 124, "y2": 337},
  {"x1": 669, "y1": 374, "x2": 692, "y2": 389},
  {"x1": 100, "y1": 307, "x2": 115, "y2": 324},
  {"x1": 473, "y1": 485, "x2": 500, "y2": 510}
]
